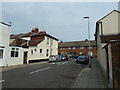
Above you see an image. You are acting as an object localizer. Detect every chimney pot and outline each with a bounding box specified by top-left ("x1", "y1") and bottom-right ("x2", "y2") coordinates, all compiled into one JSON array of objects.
[
  {"x1": 31, "y1": 28, "x2": 35, "y2": 32},
  {"x1": 35, "y1": 27, "x2": 39, "y2": 33}
]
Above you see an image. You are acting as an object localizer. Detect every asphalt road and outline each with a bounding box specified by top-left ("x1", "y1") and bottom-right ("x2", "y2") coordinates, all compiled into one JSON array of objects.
[{"x1": 2, "y1": 59, "x2": 86, "y2": 88}]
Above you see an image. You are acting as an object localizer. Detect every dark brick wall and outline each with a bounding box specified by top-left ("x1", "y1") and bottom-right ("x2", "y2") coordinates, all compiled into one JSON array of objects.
[{"x1": 111, "y1": 42, "x2": 120, "y2": 89}]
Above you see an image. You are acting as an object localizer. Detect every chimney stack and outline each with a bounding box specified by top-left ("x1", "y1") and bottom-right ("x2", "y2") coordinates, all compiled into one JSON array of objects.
[
  {"x1": 31, "y1": 27, "x2": 39, "y2": 33},
  {"x1": 31, "y1": 28, "x2": 35, "y2": 32},
  {"x1": 35, "y1": 27, "x2": 39, "y2": 33}
]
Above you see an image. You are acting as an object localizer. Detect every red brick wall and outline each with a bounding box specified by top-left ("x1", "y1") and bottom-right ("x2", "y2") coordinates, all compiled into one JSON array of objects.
[
  {"x1": 58, "y1": 46, "x2": 96, "y2": 57},
  {"x1": 31, "y1": 36, "x2": 44, "y2": 40}
]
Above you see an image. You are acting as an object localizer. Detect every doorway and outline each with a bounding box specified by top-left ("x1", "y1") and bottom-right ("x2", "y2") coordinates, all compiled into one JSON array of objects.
[{"x1": 23, "y1": 51, "x2": 28, "y2": 64}]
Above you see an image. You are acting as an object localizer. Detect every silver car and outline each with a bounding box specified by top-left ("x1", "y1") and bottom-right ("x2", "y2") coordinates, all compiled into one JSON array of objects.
[{"x1": 49, "y1": 55, "x2": 62, "y2": 62}]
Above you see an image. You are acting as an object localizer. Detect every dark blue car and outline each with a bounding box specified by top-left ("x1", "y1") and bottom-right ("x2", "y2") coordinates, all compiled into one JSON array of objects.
[
  {"x1": 71, "y1": 55, "x2": 78, "y2": 60},
  {"x1": 76, "y1": 56, "x2": 89, "y2": 64}
]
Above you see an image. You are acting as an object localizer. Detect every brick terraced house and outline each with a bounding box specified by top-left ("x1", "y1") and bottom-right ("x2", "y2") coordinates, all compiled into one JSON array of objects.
[{"x1": 58, "y1": 40, "x2": 96, "y2": 57}]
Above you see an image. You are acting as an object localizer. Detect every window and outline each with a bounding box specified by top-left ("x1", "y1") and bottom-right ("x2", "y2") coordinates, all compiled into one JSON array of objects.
[
  {"x1": 80, "y1": 47, "x2": 84, "y2": 49},
  {"x1": 61, "y1": 48, "x2": 64, "y2": 50},
  {"x1": 11, "y1": 48, "x2": 19, "y2": 57},
  {"x1": 73, "y1": 47, "x2": 75, "y2": 49},
  {"x1": 47, "y1": 37, "x2": 49, "y2": 45},
  {"x1": 46, "y1": 49, "x2": 49, "y2": 57},
  {"x1": 88, "y1": 52, "x2": 93, "y2": 56},
  {"x1": 0, "y1": 48, "x2": 3, "y2": 58},
  {"x1": 51, "y1": 49, "x2": 52, "y2": 52},
  {"x1": 61, "y1": 52, "x2": 64, "y2": 55},
  {"x1": 68, "y1": 47, "x2": 71, "y2": 49},
  {"x1": 88, "y1": 47, "x2": 92, "y2": 49},
  {"x1": 51, "y1": 39, "x2": 53, "y2": 45},
  {"x1": 50, "y1": 49, "x2": 52, "y2": 55},
  {"x1": 80, "y1": 52, "x2": 84, "y2": 55},
  {"x1": 40, "y1": 49, "x2": 42, "y2": 53},
  {"x1": 34, "y1": 49, "x2": 36, "y2": 51},
  {"x1": 31, "y1": 50, "x2": 33, "y2": 55}
]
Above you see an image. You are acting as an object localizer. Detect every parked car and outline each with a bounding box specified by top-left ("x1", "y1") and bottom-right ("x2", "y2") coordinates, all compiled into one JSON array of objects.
[
  {"x1": 76, "y1": 56, "x2": 89, "y2": 64},
  {"x1": 71, "y1": 55, "x2": 78, "y2": 60},
  {"x1": 61, "y1": 55, "x2": 68, "y2": 61},
  {"x1": 49, "y1": 55, "x2": 62, "y2": 62}
]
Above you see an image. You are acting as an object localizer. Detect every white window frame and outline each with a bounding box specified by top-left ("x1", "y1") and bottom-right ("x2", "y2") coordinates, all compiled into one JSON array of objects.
[
  {"x1": 46, "y1": 49, "x2": 49, "y2": 57},
  {"x1": 61, "y1": 52, "x2": 64, "y2": 55},
  {"x1": 40, "y1": 49, "x2": 43, "y2": 54},
  {"x1": 88, "y1": 46, "x2": 92, "y2": 49},
  {"x1": 88, "y1": 52, "x2": 93, "y2": 56},
  {"x1": 80, "y1": 46, "x2": 84, "y2": 49},
  {"x1": 34, "y1": 48, "x2": 37, "y2": 51},
  {"x1": 31, "y1": 49, "x2": 33, "y2": 55},
  {"x1": 73, "y1": 47, "x2": 75, "y2": 49},
  {"x1": 51, "y1": 39, "x2": 53, "y2": 45},
  {"x1": 68, "y1": 47, "x2": 71, "y2": 49},
  {"x1": 47, "y1": 37, "x2": 49, "y2": 45},
  {"x1": 11, "y1": 48, "x2": 19, "y2": 57},
  {"x1": 0, "y1": 47, "x2": 4, "y2": 58},
  {"x1": 61, "y1": 48, "x2": 64, "y2": 50}
]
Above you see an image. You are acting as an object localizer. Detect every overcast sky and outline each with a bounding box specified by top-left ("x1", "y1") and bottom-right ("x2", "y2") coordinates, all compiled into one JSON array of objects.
[{"x1": 2, "y1": 2, "x2": 118, "y2": 42}]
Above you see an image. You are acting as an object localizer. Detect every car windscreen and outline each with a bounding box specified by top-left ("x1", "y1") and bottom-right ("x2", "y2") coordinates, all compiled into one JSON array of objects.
[
  {"x1": 50, "y1": 55, "x2": 55, "y2": 57},
  {"x1": 78, "y1": 56, "x2": 86, "y2": 59}
]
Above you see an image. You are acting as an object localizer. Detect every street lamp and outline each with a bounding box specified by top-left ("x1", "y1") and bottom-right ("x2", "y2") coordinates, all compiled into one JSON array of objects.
[{"x1": 84, "y1": 16, "x2": 91, "y2": 68}]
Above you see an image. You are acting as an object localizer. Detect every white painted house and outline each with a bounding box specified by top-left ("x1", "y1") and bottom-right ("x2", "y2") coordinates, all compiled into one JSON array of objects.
[
  {"x1": 0, "y1": 23, "x2": 58, "y2": 66},
  {"x1": 0, "y1": 22, "x2": 25, "y2": 66},
  {"x1": 0, "y1": 22, "x2": 11, "y2": 66},
  {"x1": 27, "y1": 32, "x2": 58, "y2": 63},
  {"x1": 10, "y1": 27, "x2": 59, "y2": 64},
  {"x1": 8, "y1": 46, "x2": 24, "y2": 66},
  {"x1": 95, "y1": 10, "x2": 120, "y2": 88}
]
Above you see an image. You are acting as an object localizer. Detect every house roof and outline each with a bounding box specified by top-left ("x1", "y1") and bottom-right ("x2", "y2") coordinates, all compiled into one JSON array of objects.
[
  {"x1": 10, "y1": 38, "x2": 44, "y2": 47},
  {"x1": 10, "y1": 38, "x2": 27, "y2": 47},
  {"x1": 58, "y1": 40, "x2": 96, "y2": 48},
  {"x1": 10, "y1": 31, "x2": 59, "y2": 41},
  {"x1": 31, "y1": 31, "x2": 59, "y2": 41},
  {"x1": 29, "y1": 39, "x2": 44, "y2": 46},
  {"x1": 0, "y1": 22, "x2": 11, "y2": 27},
  {"x1": 10, "y1": 32, "x2": 36, "y2": 39},
  {"x1": 97, "y1": 10, "x2": 120, "y2": 22}
]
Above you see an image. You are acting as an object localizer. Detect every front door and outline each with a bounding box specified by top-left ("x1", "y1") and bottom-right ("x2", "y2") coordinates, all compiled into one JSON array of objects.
[{"x1": 23, "y1": 52, "x2": 28, "y2": 64}]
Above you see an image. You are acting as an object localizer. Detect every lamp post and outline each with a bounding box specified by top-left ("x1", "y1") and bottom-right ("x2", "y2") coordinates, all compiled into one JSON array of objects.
[{"x1": 84, "y1": 16, "x2": 91, "y2": 68}]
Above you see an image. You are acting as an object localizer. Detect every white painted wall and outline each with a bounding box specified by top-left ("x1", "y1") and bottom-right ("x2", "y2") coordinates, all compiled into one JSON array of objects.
[
  {"x1": 51, "y1": 38, "x2": 58, "y2": 55},
  {"x1": 28, "y1": 36, "x2": 58, "y2": 62},
  {"x1": 108, "y1": 44, "x2": 113, "y2": 87},
  {"x1": 97, "y1": 34, "x2": 107, "y2": 75},
  {"x1": 99, "y1": 11, "x2": 119, "y2": 35},
  {"x1": 0, "y1": 23, "x2": 10, "y2": 46},
  {"x1": 0, "y1": 23, "x2": 26, "y2": 66},
  {"x1": 96, "y1": 10, "x2": 119, "y2": 88},
  {"x1": 0, "y1": 23, "x2": 10, "y2": 66},
  {"x1": 7, "y1": 46, "x2": 24, "y2": 66}
]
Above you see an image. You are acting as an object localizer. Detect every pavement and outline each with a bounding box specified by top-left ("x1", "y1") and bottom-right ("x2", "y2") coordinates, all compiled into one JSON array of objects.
[{"x1": 71, "y1": 59, "x2": 108, "y2": 88}]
